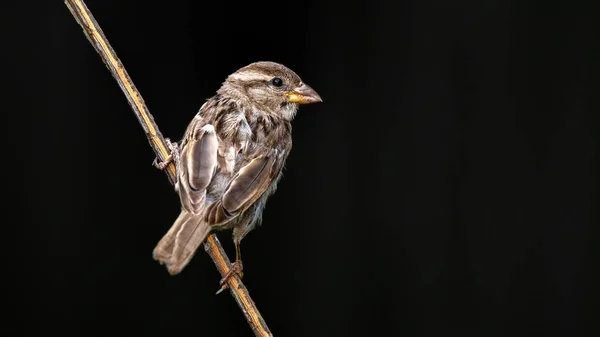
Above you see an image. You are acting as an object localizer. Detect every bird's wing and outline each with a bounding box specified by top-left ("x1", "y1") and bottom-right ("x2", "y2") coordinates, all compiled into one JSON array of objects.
[
  {"x1": 161, "y1": 150, "x2": 282, "y2": 275},
  {"x1": 152, "y1": 120, "x2": 218, "y2": 270},
  {"x1": 204, "y1": 149, "x2": 284, "y2": 226},
  {"x1": 177, "y1": 122, "x2": 219, "y2": 214}
]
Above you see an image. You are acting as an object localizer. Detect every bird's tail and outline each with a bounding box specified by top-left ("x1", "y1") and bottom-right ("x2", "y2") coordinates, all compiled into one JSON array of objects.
[{"x1": 152, "y1": 211, "x2": 211, "y2": 275}]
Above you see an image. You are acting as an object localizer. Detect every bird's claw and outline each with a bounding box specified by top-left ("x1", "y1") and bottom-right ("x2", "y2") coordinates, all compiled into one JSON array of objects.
[
  {"x1": 215, "y1": 261, "x2": 244, "y2": 295},
  {"x1": 152, "y1": 156, "x2": 171, "y2": 170},
  {"x1": 153, "y1": 138, "x2": 180, "y2": 171}
]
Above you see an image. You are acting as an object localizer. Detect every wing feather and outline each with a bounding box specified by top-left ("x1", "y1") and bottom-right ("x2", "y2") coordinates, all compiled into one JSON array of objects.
[
  {"x1": 178, "y1": 123, "x2": 218, "y2": 214},
  {"x1": 205, "y1": 150, "x2": 282, "y2": 226}
]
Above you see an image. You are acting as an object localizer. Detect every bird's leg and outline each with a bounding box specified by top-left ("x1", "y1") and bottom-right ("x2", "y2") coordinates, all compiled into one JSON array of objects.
[
  {"x1": 153, "y1": 138, "x2": 180, "y2": 171},
  {"x1": 216, "y1": 241, "x2": 244, "y2": 294}
]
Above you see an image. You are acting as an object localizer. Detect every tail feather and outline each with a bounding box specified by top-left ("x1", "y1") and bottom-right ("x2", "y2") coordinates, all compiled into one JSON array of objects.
[
  {"x1": 152, "y1": 211, "x2": 188, "y2": 263},
  {"x1": 153, "y1": 211, "x2": 211, "y2": 275}
]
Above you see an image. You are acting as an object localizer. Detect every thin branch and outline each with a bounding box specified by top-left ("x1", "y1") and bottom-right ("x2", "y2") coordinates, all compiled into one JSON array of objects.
[{"x1": 64, "y1": 1, "x2": 272, "y2": 336}]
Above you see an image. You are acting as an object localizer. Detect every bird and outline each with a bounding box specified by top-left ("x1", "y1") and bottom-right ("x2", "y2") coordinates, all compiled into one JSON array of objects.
[{"x1": 152, "y1": 61, "x2": 322, "y2": 287}]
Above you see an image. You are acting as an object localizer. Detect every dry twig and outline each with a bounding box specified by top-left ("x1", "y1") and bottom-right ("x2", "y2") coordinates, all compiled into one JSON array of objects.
[{"x1": 64, "y1": 1, "x2": 272, "y2": 336}]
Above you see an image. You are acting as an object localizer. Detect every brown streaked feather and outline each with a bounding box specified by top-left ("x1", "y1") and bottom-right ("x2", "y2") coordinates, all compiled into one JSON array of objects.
[
  {"x1": 230, "y1": 150, "x2": 289, "y2": 243},
  {"x1": 152, "y1": 210, "x2": 211, "y2": 273},
  {"x1": 203, "y1": 152, "x2": 280, "y2": 226},
  {"x1": 152, "y1": 210, "x2": 188, "y2": 264},
  {"x1": 177, "y1": 123, "x2": 218, "y2": 214},
  {"x1": 167, "y1": 215, "x2": 211, "y2": 275},
  {"x1": 187, "y1": 125, "x2": 218, "y2": 192},
  {"x1": 222, "y1": 153, "x2": 276, "y2": 214}
]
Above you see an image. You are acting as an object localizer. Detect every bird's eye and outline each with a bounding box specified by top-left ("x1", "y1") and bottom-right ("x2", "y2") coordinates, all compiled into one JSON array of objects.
[{"x1": 271, "y1": 77, "x2": 283, "y2": 87}]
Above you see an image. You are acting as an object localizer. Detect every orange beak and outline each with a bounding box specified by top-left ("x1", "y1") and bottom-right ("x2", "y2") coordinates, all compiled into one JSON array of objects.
[{"x1": 285, "y1": 83, "x2": 322, "y2": 104}]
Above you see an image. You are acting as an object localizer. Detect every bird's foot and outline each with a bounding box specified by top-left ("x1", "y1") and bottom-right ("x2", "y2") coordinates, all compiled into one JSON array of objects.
[
  {"x1": 216, "y1": 261, "x2": 244, "y2": 295},
  {"x1": 152, "y1": 138, "x2": 180, "y2": 171}
]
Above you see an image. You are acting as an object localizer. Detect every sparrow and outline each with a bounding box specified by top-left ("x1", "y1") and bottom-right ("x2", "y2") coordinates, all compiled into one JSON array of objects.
[{"x1": 152, "y1": 61, "x2": 322, "y2": 286}]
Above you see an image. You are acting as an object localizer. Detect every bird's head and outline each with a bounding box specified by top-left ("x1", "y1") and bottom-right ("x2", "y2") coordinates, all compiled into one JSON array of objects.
[{"x1": 218, "y1": 61, "x2": 322, "y2": 120}]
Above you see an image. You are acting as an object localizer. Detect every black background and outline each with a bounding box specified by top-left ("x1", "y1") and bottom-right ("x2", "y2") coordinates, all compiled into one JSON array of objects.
[{"x1": 3, "y1": 0, "x2": 599, "y2": 336}]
